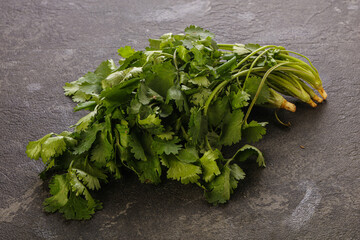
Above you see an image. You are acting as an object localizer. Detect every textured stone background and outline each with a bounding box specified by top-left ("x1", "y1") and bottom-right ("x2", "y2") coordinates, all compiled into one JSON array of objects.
[{"x1": 0, "y1": 0, "x2": 359, "y2": 239}]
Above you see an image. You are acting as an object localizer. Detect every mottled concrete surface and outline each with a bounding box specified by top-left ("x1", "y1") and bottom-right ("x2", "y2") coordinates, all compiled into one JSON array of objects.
[{"x1": 0, "y1": 0, "x2": 359, "y2": 239}]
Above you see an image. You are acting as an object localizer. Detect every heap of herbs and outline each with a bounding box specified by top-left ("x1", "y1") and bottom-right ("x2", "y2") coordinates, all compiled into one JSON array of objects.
[{"x1": 26, "y1": 26, "x2": 327, "y2": 220}]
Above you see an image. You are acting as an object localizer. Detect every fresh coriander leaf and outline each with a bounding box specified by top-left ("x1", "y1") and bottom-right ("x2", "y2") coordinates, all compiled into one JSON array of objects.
[
  {"x1": 190, "y1": 88, "x2": 211, "y2": 106},
  {"x1": 233, "y1": 44, "x2": 251, "y2": 55},
  {"x1": 129, "y1": 131, "x2": 147, "y2": 161},
  {"x1": 185, "y1": 25, "x2": 215, "y2": 39},
  {"x1": 102, "y1": 67, "x2": 142, "y2": 89},
  {"x1": 118, "y1": 46, "x2": 136, "y2": 58},
  {"x1": 205, "y1": 165, "x2": 231, "y2": 204},
  {"x1": 133, "y1": 154, "x2": 162, "y2": 184},
  {"x1": 148, "y1": 61, "x2": 176, "y2": 97},
  {"x1": 137, "y1": 83, "x2": 163, "y2": 105},
  {"x1": 26, "y1": 133, "x2": 53, "y2": 160},
  {"x1": 176, "y1": 45, "x2": 191, "y2": 62},
  {"x1": 177, "y1": 147, "x2": 199, "y2": 163},
  {"x1": 230, "y1": 90, "x2": 250, "y2": 110},
  {"x1": 90, "y1": 130, "x2": 113, "y2": 167},
  {"x1": 152, "y1": 137, "x2": 182, "y2": 155},
  {"x1": 244, "y1": 76, "x2": 270, "y2": 105},
  {"x1": 74, "y1": 101, "x2": 97, "y2": 112},
  {"x1": 189, "y1": 76, "x2": 210, "y2": 87},
  {"x1": 199, "y1": 149, "x2": 221, "y2": 182},
  {"x1": 73, "y1": 124, "x2": 102, "y2": 155},
  {"x1": 188, "y1": 107, "x2": 208, "y2": 146},
  {"x1": 229, "y1": 163, "x2": 245, "y2": 180},
  {"x1": 242, "y1": 121, "x2": 267, "y2": 143},
  {"x1": 219, "y1": 109, "x2": 244, "y2": 146},
  {"x1": 72, "y1": 109, "x2": 97, "y2": 132},
  {"x1": 245, "y1": 43, "x2": 261, "y2": 52},
  {"x1": 230, "y1": 144, "x2": 265, "y2": 167},
  {"x1": 162, "y1": 154, "x2": 202, "y2": 184},
  {"x1": 207, "y1": 96, "x2": 230, "y2": 127}
]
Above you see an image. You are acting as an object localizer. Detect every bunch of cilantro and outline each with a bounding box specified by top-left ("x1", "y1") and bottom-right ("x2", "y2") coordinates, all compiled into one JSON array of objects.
[{"x1": 26, "y1": 26, "x2": 326, "y2": 220}]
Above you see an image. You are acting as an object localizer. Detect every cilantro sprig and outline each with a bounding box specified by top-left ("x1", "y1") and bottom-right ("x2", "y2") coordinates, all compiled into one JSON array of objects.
[{"x1": 26, "y1": 26, "x2": 327, "y2": 220}]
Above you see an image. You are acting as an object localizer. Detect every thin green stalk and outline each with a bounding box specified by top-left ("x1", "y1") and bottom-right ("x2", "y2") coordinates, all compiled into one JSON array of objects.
[
  {"x1": 279, "y1": 50, "x2": 319, "y2": 74},
  {"x1": 243, "y1": 49, "x2": 272, "y2": 90},
  {"x1": 203, "y1": 67, "x2": 267, "y2": 115},
  {"x1": 234, "y1": 45, "x2": 281, "y2": 69},
  {"x1": 243, "y1": 62, "x2": 290, "y2": 124}
]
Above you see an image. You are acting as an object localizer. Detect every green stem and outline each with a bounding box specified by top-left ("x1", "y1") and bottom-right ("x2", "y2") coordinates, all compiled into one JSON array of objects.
[
  {"x1": 235, "y1": 45, "x2": 283, "y2": 69},
  {"x1": 173, "y1": 49, "x2": 180, "y2": 83},
  {"x1": 279, "y1": 50, "x2": 319, "y2": 74},
  {"x1": 203, "y1": 67, "x2": 268, "y2": 116},
  {"x1": 243, "y1": 62, "x2": 290, "y2": 124},
  {"x1": 205, "y1": 135, "x2": 213, "y2": 151},
  {"x1": 243, "y1": 49, "x2": 272, "y2": 90}
]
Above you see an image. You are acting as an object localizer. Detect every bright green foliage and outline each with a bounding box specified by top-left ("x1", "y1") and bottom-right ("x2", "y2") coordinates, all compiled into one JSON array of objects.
[
  {"x1": 199, "y1": 149, "x2": 221, "y2": 182},
  {"x1": 162, "y1": 155, "x2": 202, "y2": 184},
  {"x1": 26, "y1": 26, "x2": 324, "y2": 220},
  {"x1": 220, "y1": 109, "x2": 244, "y2": 146}
]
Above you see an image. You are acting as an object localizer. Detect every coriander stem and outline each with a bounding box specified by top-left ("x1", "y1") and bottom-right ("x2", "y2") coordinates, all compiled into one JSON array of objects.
[
  {"x1": 243, "y1": 49, "x2": 272, "y2": 90},
  {"x1": 235, "y1": 45, "x2": 283, "y2": 69},
  {"x1": 205, "y1": 136, "x2": 213, "y2": 151},
  {"x1": 203, "y1": 67, "x2": 266, "y2": 116},
  {"x1": 243, "y1": 62, "x2": 290, "y2": 124}
]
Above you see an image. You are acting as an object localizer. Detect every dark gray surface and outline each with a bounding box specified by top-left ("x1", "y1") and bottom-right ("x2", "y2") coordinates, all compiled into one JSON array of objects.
[{"x1": 0, "y1": 0, "x2": 359, "y2": 239}]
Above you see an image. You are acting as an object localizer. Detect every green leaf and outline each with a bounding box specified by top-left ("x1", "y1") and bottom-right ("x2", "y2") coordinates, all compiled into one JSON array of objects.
[
  {"x1": 244, "y1": 76, "x2": 270, "y2": 105},
  {"x1": 219, "y1": 109, "x2": 244, "y2": 146},
  {"x1": 129, "y1": 131, "x2": 147, "y2": 161},
  {"x1": 133, "y1": 155, "x2": 162, "y2": 184},
  {"x1": 205, "y1": 165, "x2": 231, "y2": 204},
  {"x1": 152, "y1": 137, "x2": 182, "y2": 155},
  {"x1": 188, "y1": 107, "x2": 208, "y2": 146},
  {"x1": 190, "y1": 88, "x2": 211, "y2": 107},
  {"x1": 163, "y1": 154, "x2": 202, "y2": 184},
  {"x1": 176, "y1": 45, "x2": 191, "y2": 62},
  {"x1": 242, "y1": 121, "x2": 267, "y2": 143},
  {"x1": 91, "y1": 130, "x2": 113, "y2": 167},
  {"x1": 72, "y1": 109, "x2": 97, "y2": 132},
  {"x1": 199, "y1": 149, "x2": 221, "y2": 182},
  {"x1": 177, "y1": 148, "x2": 199, "y2": 163},
  {"x1": 230, "y1": 144, "x2": 265, "y2": 167},
  {"x1": 72, "y1": 160, "x2": 108, "y2": 191},
  {"x1": 189, "y1": 76, "x2": 210, "y2": 87},
  {"x1": 137, "y1": 83, "x2": 163, "y2": 105},
  {"x1": 74, "y1": 101, "x2": 97, "y2": 112},
  {"x1": 118, "y1": 46, "x2": 136, "y2": 58},
  {"x1": 207, "y1": 96, "x2": 230, "y2": 127},
  {"x1": 106, "y1": 161, "x2": 121, "y2": 179},
  {"x1": 101, "y1": 67, "x2": 142, "y2": 89},
  {"x1": 245, "y1": 43, "x2": 261, "y2": 52},
  {"x1": 94, "y1": 59, "x2": 117, "y2": 79},
  {"x1": 73, "y1": 124, "x2": 102, "y2": 155},
  {"x1": 26, "y1": 133, "x2": 53, "y2": 160},
  {"x1": 101, "y1": 78, "x2": 140, "y2": 108},
  {"x1": 185, "y1": 25, "x2": 214, "y2": 39},
  {"x1": 229, "y1": 163, "x2": 245, "y2": 180},
  {"x1": 43, "y1": 174, "x2": 100, "y2": 220},
  {"x1": 166, "y1": 85, "x2": 188, "y2": 112},
  {"x1": 43, "y1": 174, "x2": 70, "y2": 213},
  {"x1": 138, "y1": 114, "x2": 161, "y2": 127},
  {"x1": 41, "y1": 135, "x2": 70, "y2": 164},
  {"x1": 147, "y1": 61, "x2": 176, "y2": 97},
  {"x1": 233, "y1": 44, "x2": 251, "y2": 55},
  {"x1": 230, "y1": 90, "x2": 250, "y2": 110}
]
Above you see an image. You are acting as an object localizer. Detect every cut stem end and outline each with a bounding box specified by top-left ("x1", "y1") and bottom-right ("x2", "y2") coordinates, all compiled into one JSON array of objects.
[
  {"x1": 280, "y1": 100, "x2": 296, "y2": 112},
  {"x1": 307, "y1": 100, "x2": 317, "y2": 108},
  {"x1": 312, "y1": 95, "x2": 323, "y2": 103},
  {"x1": 318, "y1": 87, "x2": 328, "y2": 100}
]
